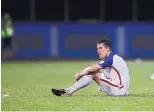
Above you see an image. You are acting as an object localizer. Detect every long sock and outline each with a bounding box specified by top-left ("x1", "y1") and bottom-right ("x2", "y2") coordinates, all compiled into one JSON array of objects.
[{"x1": 65, "y1": 76, "x2": 93, "y2": 95}]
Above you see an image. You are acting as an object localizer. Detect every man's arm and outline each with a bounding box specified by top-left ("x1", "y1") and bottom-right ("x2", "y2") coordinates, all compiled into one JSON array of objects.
[
  {"x1": 75, "y1": 57, "x2": 113, "y2": 80},
  {"x1": 75, "y1": 64, "x2": 102, "y2": 80}
]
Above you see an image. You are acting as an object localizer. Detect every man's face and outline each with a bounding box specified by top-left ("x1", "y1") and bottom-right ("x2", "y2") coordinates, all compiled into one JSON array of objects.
[{"x1": 97, "y1": 43, "x2": 109, "y2": 59}]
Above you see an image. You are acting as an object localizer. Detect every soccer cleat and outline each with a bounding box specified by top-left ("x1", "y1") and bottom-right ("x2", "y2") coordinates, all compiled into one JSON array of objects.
[{"x1": 51, "y1": 88, "x2": 66, "y2": 96}]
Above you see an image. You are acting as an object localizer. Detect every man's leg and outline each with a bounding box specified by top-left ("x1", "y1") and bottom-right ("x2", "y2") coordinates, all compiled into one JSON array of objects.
[{"x1": 51, "y1": 72, "x2": 101, "y2": 96}]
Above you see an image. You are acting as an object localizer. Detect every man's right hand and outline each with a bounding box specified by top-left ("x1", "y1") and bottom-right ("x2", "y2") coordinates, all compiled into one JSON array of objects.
[{"x1": 75, "y1": 72, "x2": 83, "y2": 81}]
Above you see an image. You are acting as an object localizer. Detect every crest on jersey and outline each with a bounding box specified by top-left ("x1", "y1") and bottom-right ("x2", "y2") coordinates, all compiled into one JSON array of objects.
[{"x1": 99, "y1": 60, "x2": 104, "y2": 64}]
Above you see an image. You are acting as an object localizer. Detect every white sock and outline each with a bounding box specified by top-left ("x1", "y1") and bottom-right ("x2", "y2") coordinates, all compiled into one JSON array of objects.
[{"x1": 65, "y1": 76, "x2": 93, "y2": 95}]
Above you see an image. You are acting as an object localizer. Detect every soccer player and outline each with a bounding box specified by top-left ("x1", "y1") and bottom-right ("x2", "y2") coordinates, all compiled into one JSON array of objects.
[{"x1": 51, "y1": 39, "x2": 130, "y2": 96}]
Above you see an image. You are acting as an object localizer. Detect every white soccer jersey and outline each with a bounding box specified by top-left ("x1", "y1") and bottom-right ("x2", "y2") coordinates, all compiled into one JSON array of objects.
[{"x1": 98, "y1": 52, "x2": 130, "y2": 96}]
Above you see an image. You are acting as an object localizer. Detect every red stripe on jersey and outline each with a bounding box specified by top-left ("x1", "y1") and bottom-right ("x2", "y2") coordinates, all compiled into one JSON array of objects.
[
  {"x1": 100, "y1": 66, "x2": 123, "y2": 88},
  {"x1": 100, "y1": 78, "x2": 124, "y2": 89},
  {"x1": 111, "y1": 66, "x2": 122, "y2": 85}
]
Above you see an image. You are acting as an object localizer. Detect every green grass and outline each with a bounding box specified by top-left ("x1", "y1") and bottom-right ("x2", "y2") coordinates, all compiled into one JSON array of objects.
[{"x1": 1, "y1": 61, "x2": 154, "y2": 111}]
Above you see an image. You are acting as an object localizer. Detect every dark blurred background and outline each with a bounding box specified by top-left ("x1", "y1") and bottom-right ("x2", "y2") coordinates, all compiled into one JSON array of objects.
[
  {"x1": 1, "y1": 0, "x2": 154, "y2": 60},
  {"x1": 2, "y1": 0, "x2": 154, "y2": 21}
]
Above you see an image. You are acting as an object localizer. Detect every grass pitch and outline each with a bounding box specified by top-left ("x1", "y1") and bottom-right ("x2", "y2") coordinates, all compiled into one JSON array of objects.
[{"x1": 1, "y1": 60, "x2": 154, "y2": 111}]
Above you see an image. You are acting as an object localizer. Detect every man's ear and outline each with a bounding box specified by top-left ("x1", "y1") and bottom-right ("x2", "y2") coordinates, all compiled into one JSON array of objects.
[{"x1": 107, "y1": 47, "x2": 110, "y2": 52}]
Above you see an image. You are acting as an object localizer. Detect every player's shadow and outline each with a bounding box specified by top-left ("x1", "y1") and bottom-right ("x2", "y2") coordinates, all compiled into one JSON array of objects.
[
  {"x1": 73, "y1": 93, "x2": 154, "y2": 97},
  {"x1": 72, "y1": 94, "x2": 110, "y2": 97},
  {"x1": 129, "y1": 93, "x2": 154, "y2": 97}
]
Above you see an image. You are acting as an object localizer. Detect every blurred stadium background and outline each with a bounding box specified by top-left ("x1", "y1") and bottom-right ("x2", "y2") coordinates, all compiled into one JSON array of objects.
[
  {"x1": 1, "y1": 0, "x2": 154, "y2": 111},
  {"x1": 1, "y1": 0, "x2": 154, "y2": 60}
]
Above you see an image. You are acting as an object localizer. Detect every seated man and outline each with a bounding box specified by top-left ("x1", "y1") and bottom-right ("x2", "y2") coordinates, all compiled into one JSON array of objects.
[{"x1": 51, "y1": 39, "x2": 130, "y2": 96}]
